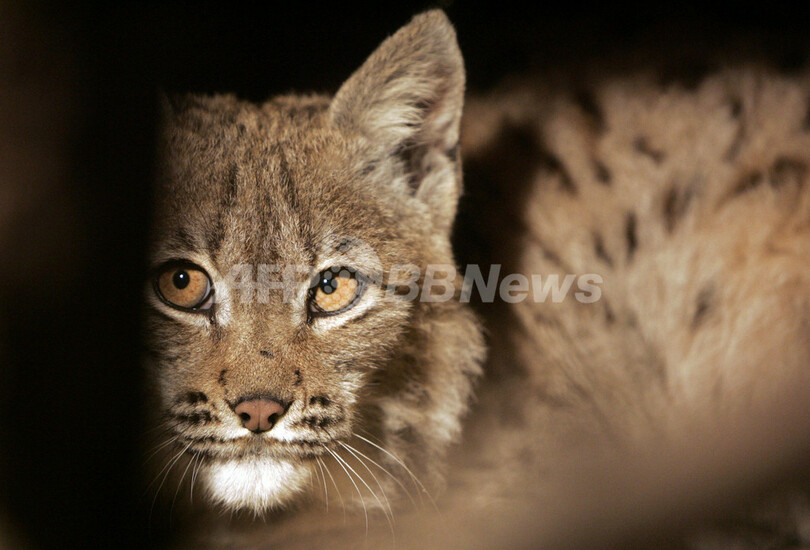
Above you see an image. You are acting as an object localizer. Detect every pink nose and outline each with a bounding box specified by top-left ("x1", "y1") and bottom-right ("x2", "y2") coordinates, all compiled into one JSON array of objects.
[{"x1": 233, "y1": 397, "x2": 286, "y2": 433}]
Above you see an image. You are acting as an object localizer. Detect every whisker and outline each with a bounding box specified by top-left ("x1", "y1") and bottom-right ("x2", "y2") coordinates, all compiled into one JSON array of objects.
[
  {"x1": 171, "y1": 449, "x2": 196, "y2": 517},
  {"x1": 145, "y1": 440, "x2": 185, "y2": 495},
  {"x1": 339, "y1": 441, "x2": 395, "y2": 526},
  {"x1": 315, "y1": 456, "x2": 329, "y2": 511},
  {"x1": 319, "y1": 453, "x2": 346, "y2": 523},
  {"x1": 143, "y1": 434, "x2": 180, "y2": 464},
  {"x1": 143, "y1": 417, "x2": 175, "y2": 434},
  {"x1": 342, "y1": 439, "x2": 417, "y2": 508},
  {"x1": 326, "y1": 447, "x2": 368, "y2": 535},
  {"x1": 149, "y1": 441, "x2": 193, "y2": 523},
  {"x1": 354, "y1": 431, "x2": 438, "y2": 511},
  {"x1": 189, "y1": 452, "x2": 203, "y2": 504},
  {"x1": 331, "y1": 445, "x2": 392, "y2": 535}
]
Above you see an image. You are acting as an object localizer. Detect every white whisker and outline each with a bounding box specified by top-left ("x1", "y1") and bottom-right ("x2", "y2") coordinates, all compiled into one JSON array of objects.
[
  {"x1": 354, "y1": 431, "x2": 438, "y2": 511},
  {"x1": 315, "y1": 456, "x2": 329, "y2": 511},
  {"x1": 148, "y1": 440, "x2": 193, "y2": 523},
  {"x1": 143, "y1": 433, "x2": 180, "y2": 464},
  {"x1": 342, "y1": 439, "x2": 417, "y2": 508},
  {"x1": 189, "y1": 452, "x2": 203, "y2": 504},
  {"x1": 172, "y1": 449, "x2": 196, "y2": 516},
  {"x1": 319, "y1": 453, "x2": 346, "y2": 522},
  {"x1": 331, "y1": 445, "x2": 393, "y2": 535},
  {"x1": 339, "y1": 441, "x2": 395, "y2": 527},
  {"x1": 326, "y1": 447, "x2": 368, "y2": 534}
]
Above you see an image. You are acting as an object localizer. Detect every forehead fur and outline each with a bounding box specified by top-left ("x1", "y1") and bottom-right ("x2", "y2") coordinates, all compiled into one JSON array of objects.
[{"x1": 155, "y1": 93, "x2": 424, "y2": 268}]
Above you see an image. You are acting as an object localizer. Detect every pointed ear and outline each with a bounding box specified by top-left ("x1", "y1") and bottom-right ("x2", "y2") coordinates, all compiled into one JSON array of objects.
[{"x1": 329, "y1": 10, "x2": 465, "y2": 234}]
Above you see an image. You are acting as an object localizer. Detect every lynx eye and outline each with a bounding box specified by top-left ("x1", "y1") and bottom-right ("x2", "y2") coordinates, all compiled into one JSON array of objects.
[
  {"x1": 309, "y1": 267, "x2": 363, "y2": 316},
  {"x1": 154, "y1": 262, "x2": 213, "y2": 311}
]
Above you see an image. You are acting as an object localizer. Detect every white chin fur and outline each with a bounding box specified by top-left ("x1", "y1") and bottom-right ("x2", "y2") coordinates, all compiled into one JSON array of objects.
[{"x1": 203, "y1": 457, "x2": 308, "y2": 513}]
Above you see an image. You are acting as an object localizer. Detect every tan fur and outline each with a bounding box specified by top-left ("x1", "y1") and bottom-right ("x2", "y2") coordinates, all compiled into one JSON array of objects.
[
  {"x1": 453, "y1": 67, "x2": 810, "y2": 547},
  {"x1": 146, "y1": 10, "x2": 483, "y2": 515},
  {"x1": 465, "y1": 68, "x2": 810, "y2": 435},
  {"x1": 148, "y1": 9, "x2": 810, "y2": 549}
]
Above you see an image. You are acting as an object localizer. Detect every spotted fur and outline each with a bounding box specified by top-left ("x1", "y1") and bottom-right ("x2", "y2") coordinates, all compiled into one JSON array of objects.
[{"x1": 146, "y1": 9, "x2": 810, "y2": 548}]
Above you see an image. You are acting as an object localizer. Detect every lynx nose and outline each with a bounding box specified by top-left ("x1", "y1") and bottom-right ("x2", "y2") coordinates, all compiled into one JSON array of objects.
[{"x1": 233, "y1": 397, "x2": 286, "y2": 433}]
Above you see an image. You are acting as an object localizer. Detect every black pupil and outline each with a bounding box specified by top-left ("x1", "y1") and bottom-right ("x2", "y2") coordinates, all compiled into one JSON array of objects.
[
  {"x1": 173, "y1": 270, "x2": 190, "y2": 290},
  {"x1": 320, "y1": 275, "x2": 337, "y2": 294}
]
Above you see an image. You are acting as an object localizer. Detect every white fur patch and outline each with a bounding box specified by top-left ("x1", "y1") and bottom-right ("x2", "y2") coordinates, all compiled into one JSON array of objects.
[{"x1": 203, "y1": 457, "x2": 308, "y2": 513}]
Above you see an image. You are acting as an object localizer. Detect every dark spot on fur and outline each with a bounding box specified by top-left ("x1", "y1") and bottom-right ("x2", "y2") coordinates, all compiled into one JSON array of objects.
[
  {"x1": 275, "y1": 146, "x2": 300, "y2": 213},
  {"x1": 532, "y1": 310, "x2": 553, "y2": 326},
  {"x1": 205, "y1": 218, "x2": 225, "y2": 254},
  {"x1": 593, "y1": 232, "x2": 614, "y2": 267},
  {"x1": 538, "y1": 150, "x2": 577, "y2": 195},
  {"x1": 574, "y1": 89, "x2": 605, "y2": 133},
  {"x1": 724, "y1": 98, "x2": 746, "y2": 161},
  {"x1": 205, "y1": 165, "x2": 240, "y2": 252},
  {"x1": 298, "y1": 415, "x2": 341, "y2": 429},
  {"x1": 528, "y1": 234, "x2": 575, "y2": 274},
  {"x1": 170, "y1": 228, "x2": 197, "y2": 251},
  {"x1": 218, "y1": 369, "x2": 228, "y2": 386},
  {"x1": 663, "y1": 185, "x2": 694, "y2": 234},
  {"x1": 625, "y1": 212, "x2": 638, "y2": 261},
  {"x1": 727, "y1": 158, "x2": 807, "y2": 203},
  {"x1": 769, "y1": 157, "x2": 807, "y2": 189},
  {"x1": 176, "y1": 411, "x2": 215, "y2": 425},
  {"x1": 633, "y1": 136, "x2": 665, "y2": 164},
  {"x1": 296, "y1": 102, "x2": 323, "y2": 117},
  {"x1": 729, "y1": 97, "x2": 743, "y2": 119},
  {"x1": 183, "y1": 391, "x2": 208, "y2": 405},
  {"x1": 593, "y1": 159, "x2": 611, "y2": 185},
  {"x1": 237, "y1": 123, "x2": 246, "y2": 136},
  {"x1": 360, "y1": 160, "x2": 377, "y2": 176},
  {"x1": 219, "y1": 163, "x2": 238, "y2": 210},
  {"x1": 604, "y1": 302, "x2": 616, "y2": 324},
  {"x1": 181, "y1": 434, "x2": 229, "y2": 445},
  {"x1": 447, "y1": 142, "x2": 460, "y2": 163},
  {"x1": 309, "y1": 396, "x2": 331, "y2": 407},
  {"x1": 259, "y1": 350, "x2": 274, "y2": 358},
  {"x1": 293, "y1": 369, "x2": 302, "y2": 386},
  {"x1": 732, "y1": 171, "x2": 764, "y2": 196},
  {"x1": 693, "y1": 286, "x2": 714, "y2": 328},
  {"x1": 394, "y1": 425, "x2": 418, "y2": 444}
]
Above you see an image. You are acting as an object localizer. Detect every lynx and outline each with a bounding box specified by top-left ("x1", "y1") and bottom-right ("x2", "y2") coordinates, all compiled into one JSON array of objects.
[
  {"x1": 147, "y1": 10, "x2": 810, "y2": 548},
  {"x1": 147, "y1": 10, "x2": 483, "y2": 515}
]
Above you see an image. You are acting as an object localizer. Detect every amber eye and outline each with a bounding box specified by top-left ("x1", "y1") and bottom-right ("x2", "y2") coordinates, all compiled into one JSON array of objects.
[
  {"x1": 309, "y1": 267, "x2": 363, "y2": 316},
  {"x1": 154, "y1": 262, "x2": 213, "y2": 311}
]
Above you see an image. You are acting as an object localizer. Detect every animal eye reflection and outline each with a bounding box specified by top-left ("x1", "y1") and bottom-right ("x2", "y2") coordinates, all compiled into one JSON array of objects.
[
  {"x1": 155, "y1": 262, "x2": 214, "y2": 311},
  {"x1": 308, "y1": 267, "x2": 363, "y2": 315}
]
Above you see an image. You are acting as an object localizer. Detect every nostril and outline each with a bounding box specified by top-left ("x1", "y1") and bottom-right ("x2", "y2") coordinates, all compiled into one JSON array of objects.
[{"x1": 233, "y1": 397, "x2": 287, "y2": 433}]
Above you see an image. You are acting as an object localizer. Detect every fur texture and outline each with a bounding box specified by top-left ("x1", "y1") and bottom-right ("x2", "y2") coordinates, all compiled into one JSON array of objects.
[
  {"x1": 147, "y1": 9, "x2": 810, "y2": 549},
  {"x1": 146, "y1": 10, "x2": 483, "y2": 514}
]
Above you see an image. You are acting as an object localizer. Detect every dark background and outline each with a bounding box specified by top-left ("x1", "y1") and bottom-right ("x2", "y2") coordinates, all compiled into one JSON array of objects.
[{"x1": 2, "y1": 2, "x2": 810, "y2": 548}]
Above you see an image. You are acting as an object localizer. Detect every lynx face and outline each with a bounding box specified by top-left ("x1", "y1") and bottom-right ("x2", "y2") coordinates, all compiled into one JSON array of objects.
[{"x1": 145, "y1": 11, "x2": 484, "y2": 513}]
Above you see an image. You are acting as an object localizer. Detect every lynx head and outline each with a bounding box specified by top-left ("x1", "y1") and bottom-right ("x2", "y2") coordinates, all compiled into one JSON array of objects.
[{"x1": 146, "y1": 10, "x2": 484, "y2": 513}]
